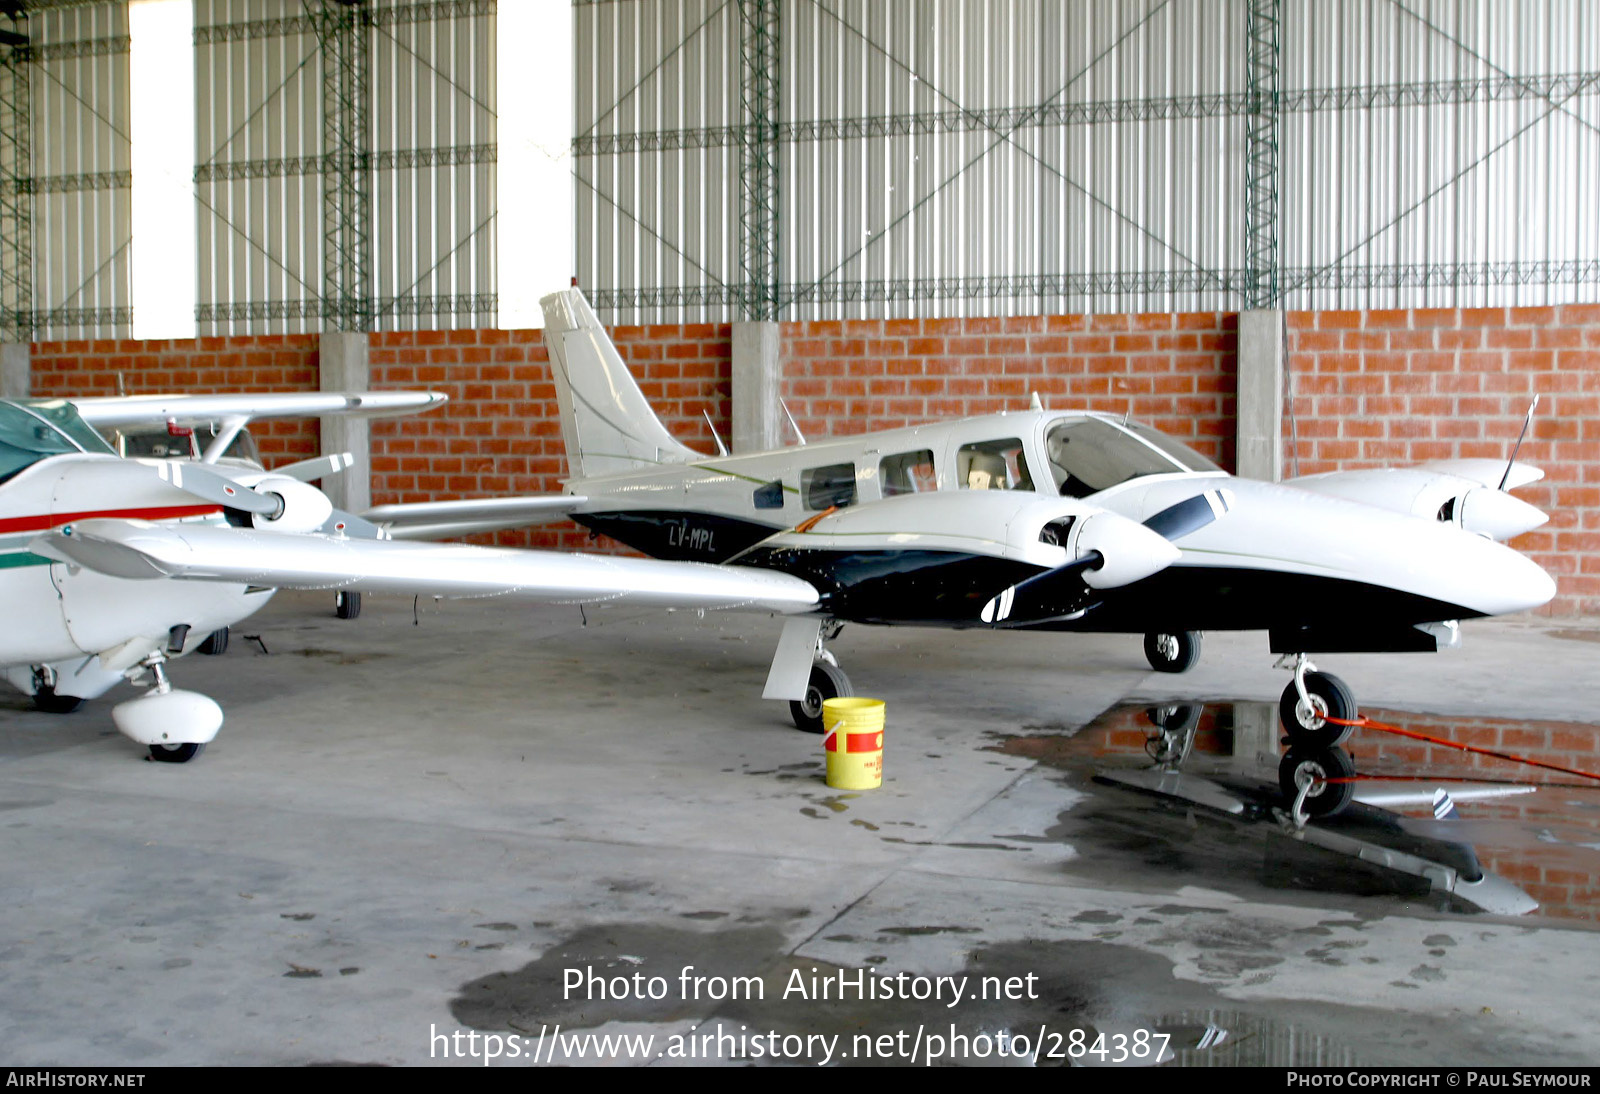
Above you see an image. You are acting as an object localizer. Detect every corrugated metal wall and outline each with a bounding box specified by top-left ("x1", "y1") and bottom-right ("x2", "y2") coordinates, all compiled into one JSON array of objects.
[
  {"x1": 576, "y1": 0, "x2": 1600, "y2": 322},
  {"x1": 29, "y1": 1, "x2": 132, "y2": 340},
  {"x1": 16, "y1": 1, "x2": 1597, "y2": 336},
  {"x1": 193, "y1": 0, "x2": 495, "y2": 335},
  {"x1": 1280, "y1": 0, "x2": 1599, "y2": 309}
]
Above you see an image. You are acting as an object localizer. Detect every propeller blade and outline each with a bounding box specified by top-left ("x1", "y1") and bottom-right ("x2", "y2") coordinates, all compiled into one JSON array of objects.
[
  {"x1": 148, "y1": 459, "x2": 279, "y2": 516},
  {"x1": 979, "y1": 554, "x2": 1102, "y2": 626},
  {"x1": 317, "y1": 509, "x2": 386, "y2": 540},
  {"x1": 271, "y1": 452, "x2": 357, "y2": 483},
  {"x1": 1143, "y1": 488, "x2": 1231, "y2": 541}
]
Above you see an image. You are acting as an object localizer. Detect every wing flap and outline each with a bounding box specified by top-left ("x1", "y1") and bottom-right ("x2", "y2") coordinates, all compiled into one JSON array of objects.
[{"x1": 34, "y1": 519, "x2": 819, "y2": 614}]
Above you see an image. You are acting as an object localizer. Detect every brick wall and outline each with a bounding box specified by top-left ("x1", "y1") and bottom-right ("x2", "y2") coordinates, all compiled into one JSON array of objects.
[
  {"x1": 780, "y1": 312, "x2": 1238, "y2": 470},
  {"x1": 1287, "y1": 305, "x2": 1600, "y2": 615},
  {"x1": 23, "y1": 303, "x2": 1598, "y2": 614}
]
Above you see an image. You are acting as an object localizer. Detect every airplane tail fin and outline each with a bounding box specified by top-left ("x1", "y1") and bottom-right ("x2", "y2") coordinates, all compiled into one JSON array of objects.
[{"x1": 539, "y1": 289, "x2": 695, "y2": 479}]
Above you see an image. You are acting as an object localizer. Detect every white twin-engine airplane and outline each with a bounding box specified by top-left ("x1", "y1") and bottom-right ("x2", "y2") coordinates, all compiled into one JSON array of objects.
[{"x1": 18, "y1": 288, "x2": 1555, "y2": 761}]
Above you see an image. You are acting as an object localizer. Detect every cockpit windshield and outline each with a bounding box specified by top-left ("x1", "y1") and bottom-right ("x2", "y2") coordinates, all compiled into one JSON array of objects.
[
  {"x1": 1044, "y1": 416, "x2": 1220, "y2": 498},
  {"x1": 0, "y1": 399, "x2": 115, "y2": 485}
]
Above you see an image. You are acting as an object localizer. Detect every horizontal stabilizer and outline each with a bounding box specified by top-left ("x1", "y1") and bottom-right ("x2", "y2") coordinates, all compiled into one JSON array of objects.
[
  {"x1": 35, "y1": 519, "x2": 820, "y2": 614},
  {"x1": 363, "y1": 495, "x2": 587, "y2": 540}
]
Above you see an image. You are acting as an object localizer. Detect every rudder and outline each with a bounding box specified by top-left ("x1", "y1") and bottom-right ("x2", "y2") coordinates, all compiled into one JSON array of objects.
[{"x1": 539, "y1": 289, "x2": 695, "y2": 479}]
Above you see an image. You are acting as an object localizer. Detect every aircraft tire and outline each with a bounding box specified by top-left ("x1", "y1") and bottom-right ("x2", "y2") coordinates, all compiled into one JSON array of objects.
[
  {"x1": 1144, "y1": 630, "x2": 1202, "y2": 673},
  {"x1": 790, "y1": 662, "x2": 852, "y2": 734},
  {"x1": 32, "y1": 685, "x2": 84, "y2": 715},
  {"x1": 1279, "y1": 746, "x2": 1356, "y2": 819},
  {"x1": 1279, "y1": 671, "x2": 1357, "y2": 748},
  {"x1": 335, "y1": 591, "x2": 362, "y2": 620},
  {"x1": 148, "y1": 742, "x2": 206, "y2": 763},
  {"x1": 198, "y1": 627, "x2": 229, "y2": 655}
]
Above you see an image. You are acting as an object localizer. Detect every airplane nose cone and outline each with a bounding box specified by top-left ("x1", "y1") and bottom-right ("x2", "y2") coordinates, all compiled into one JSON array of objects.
[
  {"x1": 1458, "y1": 486, "x2": 1548, "y2": 541},
  {"x1": 1077, "y1": 512, "x2": 1182, "y2": 589}
]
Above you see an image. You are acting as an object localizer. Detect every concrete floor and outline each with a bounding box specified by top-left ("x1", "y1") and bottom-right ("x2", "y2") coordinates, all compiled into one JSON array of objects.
[{"x1": 3, "y1": 591, "x2": 1599, "y2": 1067}]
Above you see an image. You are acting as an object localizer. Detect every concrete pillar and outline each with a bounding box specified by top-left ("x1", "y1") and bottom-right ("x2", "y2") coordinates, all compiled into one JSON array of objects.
[
  {"x1": 1230, "y1": 700, "x2": 1279, "y2": 761},
  {"x1": 1237, "y1": 309, "x2": 1285, "y2": 482},
  {"x1": 318, "y1": 331, "x2": 370, "y2": 513},
  {"x1": 1, "y1": 343, "x2": 28, "y2": 400},
  {"x1": 732, "y1": 320, "x2": 781, "y2": 453}
]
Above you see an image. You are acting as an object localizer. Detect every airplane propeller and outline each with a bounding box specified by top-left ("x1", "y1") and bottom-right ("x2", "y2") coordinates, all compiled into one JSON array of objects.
[
  {"x1": 981, "y1": 510, "x2": 1183, "y2": 625},
  {"x1": 145, "y1": 456, "x2": 378, "y2": 537}
]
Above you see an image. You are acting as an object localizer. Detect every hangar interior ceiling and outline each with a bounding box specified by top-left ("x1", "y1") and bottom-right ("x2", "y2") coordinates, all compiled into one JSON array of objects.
[{"x1": 0, "y1": 0, "x2": 1595, "y2": 336}]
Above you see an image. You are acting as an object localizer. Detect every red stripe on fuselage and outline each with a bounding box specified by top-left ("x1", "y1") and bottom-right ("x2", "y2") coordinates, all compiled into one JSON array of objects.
[{"x1": 0, "y1": 505, "x2": 223, "y2": 535}]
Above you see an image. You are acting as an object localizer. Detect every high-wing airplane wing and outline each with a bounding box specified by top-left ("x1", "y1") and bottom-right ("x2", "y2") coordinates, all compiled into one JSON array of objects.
[
  {"x1": 361, "y1": 496, "x2": 589, "y2": 540},
  {"x1": 34, "y1": 519, "x2": 820, "y2": 614},
  {"x1": 70, "y1": 391, "x2": 447, "y2": 428}
]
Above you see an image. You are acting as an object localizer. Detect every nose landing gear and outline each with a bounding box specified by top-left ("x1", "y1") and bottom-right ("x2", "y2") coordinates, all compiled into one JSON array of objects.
[{"x1": 1277, "y1": 654, "x2": 1357, "y2": 748}]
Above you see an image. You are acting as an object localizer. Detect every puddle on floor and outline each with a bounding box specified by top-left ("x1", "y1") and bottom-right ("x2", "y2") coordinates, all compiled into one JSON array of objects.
[{"x1": 991, "y1": 701, "x2": 1600, "y2": 921}]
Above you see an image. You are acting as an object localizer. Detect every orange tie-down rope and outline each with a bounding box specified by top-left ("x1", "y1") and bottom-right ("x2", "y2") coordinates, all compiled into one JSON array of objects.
[{"x1": 1318, "y1": 714, "x2": 1600, "y2": 787}]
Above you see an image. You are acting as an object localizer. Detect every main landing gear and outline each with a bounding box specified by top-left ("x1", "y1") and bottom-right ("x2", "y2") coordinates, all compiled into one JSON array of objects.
[
  {"x1": 29, "y1": 667, "x2": 84, "y2": 714},
  {"x1": 790, "y1": 621, "x2": 852, "y2": 734},
  {"x1": 1144, "y1": 630, "x2": 1202, "y2": 673},
  {"x1": 1277, "y1": 653, "x2": 1358, "y2": 749}
]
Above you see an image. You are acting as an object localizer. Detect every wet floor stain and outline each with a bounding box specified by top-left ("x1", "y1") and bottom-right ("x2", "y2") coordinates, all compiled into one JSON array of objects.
[
  {"x1": 990, "y1": 700, "x2": 1600, "y2": 921},
  {"x1": 449, "y1": 922, "x2": 1543, "y2": 1065},
  {"x1": 452, "y1": 923, "x2": 787, "y2": 1031}
]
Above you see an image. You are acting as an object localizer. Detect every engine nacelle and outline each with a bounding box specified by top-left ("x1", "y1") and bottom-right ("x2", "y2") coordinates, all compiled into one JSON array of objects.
[
  {"x1": 1287, "y1": 467, "x2": 1547, "y2": 541},
  {"x1": 248, "y1": 476, "x2": 334, "y2": 535}
]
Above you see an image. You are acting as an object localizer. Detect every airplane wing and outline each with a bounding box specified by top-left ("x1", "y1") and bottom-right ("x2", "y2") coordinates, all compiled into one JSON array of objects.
[
  {"x1": 34, "y1": 519, "x2": 820, "y2": 614},
  {"x1": 70, "y1": 391, "x2": 447, "y2": 428},
  {"x1": 361, "y1": 496, "x2": 588, "y2": 540}
]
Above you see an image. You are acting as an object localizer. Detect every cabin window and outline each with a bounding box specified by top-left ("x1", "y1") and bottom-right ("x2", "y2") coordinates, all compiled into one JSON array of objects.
[
  {"x1": 879, "y1": 449, "x2": 936, "y2": 496},
  {"x1": 0, "y1": 400, "x2": 103, "y2": 486},
  {"x1": 801, "y1": 462, "x2": 857, "y2": 510},
  {"x1": 753, "y1": 479, "x2": 785, "y2": 510},
  {"x1": 956, "y1": 439, "x2": 1033, "y2": 491}
]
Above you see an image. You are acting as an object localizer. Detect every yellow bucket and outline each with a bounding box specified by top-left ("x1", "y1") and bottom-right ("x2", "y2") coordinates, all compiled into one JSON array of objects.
[{"x1": 823, "y1": 697, "x2": 885, "y2": 790}]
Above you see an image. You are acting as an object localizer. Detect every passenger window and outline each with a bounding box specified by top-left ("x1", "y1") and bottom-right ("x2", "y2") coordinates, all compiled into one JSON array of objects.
[
  {"x1": 957, "y1": 439, "x2": 1033, "y2": 491},
  {"x1": 801, "y1": 463, "x2": 857, "y2": 510},
  {"x1": 753, "y1": 480, "x2": 785, "y2": 510},
  {"x1": 879, "y1": 449, "x2": 936, "y2": 496}
]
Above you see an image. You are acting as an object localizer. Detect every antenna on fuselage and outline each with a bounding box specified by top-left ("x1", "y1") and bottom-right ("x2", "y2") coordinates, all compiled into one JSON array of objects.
[
  {"x1": 780, "y1": 400, "x2": 807, "y2": 446},
  {"x1": 1029, "y1": 391, "x2": 1043, "y2": 410},
  {"x1": 703, "y1": 409, "x2": 729, "y2": 456}
]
